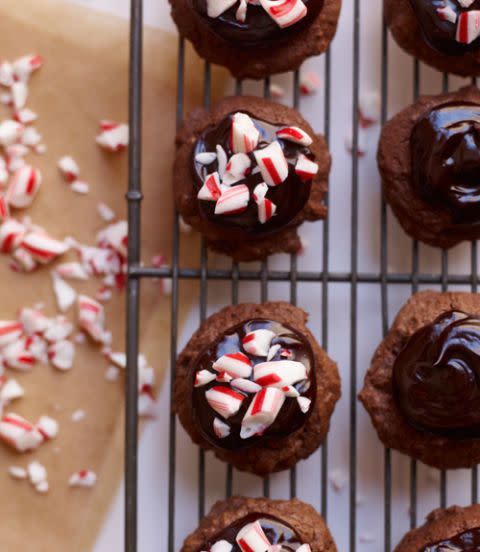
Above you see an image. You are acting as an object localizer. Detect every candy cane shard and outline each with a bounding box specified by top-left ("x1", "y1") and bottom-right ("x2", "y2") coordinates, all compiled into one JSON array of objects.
[
  {"x1": 213, "y1": 352, "x2": 253, "y2": 378},
  {"x1": 230, "y1": 113, "x2": 260, "y2": 154},
  {"x1": 259, "y1": 0, "x2": 307, "y2": 27},
  {"x1": 0, "y1": 321, "x2": 23, "y2": 348},
  {"x1": 213, "y1": 417, "x2": 231, "y2": 439},
  {"x1": 458, "y1": 0, "x2": 476, "y2": 8},
  {"x1": 206, "y1": 0, "x2": 237, "y2": 17},
  {"x1": 295, "y1": 154, "x2": 319, "y2": 182},
  {"x1": 14, "y1": 108, "x2": 38, "y2": 125},
  {"x1": 0, "y1": 62, "x2": 14, "y2": 87},
  {"x1": 96, "y1": 122, "x2": 129, "y2": 152},
  {"x1": 236, "y1": 0, "x2": 248, "y2": 21},
  {"x1": 231, "y1": 377, "x2": 262, "y2": 394},
  {"x1": 205, "y1": 386, "x2": 245, "y2": 418},
  {"x1": 0, "y1": 378, "x2": 24, "y2": 404},
  {"x1": 0, "y1": 413, "x2": 44, "y2": 452},
  {"x1": 240, "y1": 387, "x2": 285, "y2": 439},
  {"x1": 48, "y1": 339, "x2": 75, "y2": 371},
  {"x1": 297, "y1": 395, "x2": 311, "y2": 413},
  {"x1": 297, "y1": 545, "x2": 312, "y2": 552},
  {"x1": 3, "y1": 338, "x2": 36, "y2": 371},
  {"x1": 58, "y1": 156, "x2": 80, "y2": 183},
  {"x1": 254, "y1": 141, "x2": 289, "y2": 186},
  {"x1": 195, "y1": 369, "x2": 217, "y2": 387},
  {"x1": 8, "y1": 466, "x2": 27, "y2": 480},
  {"x1": 253, "y1": 360, "x2": 307, "y2": 387},
  {"x1": 0, "y1": 120, "x2": 23, "y2": 147},
  {"x1": 214, "y1": 184, "x2": 250, "y2": 215},
  {"x1": 55, "y1": 261, "x2": 90, "y2": 281},
  {"x1": 43, "y1": 315, "x2": 73, "y2": 342},
  {"x1": 51, "y1": 272, "x2": 77, "y2": 312},
  {"x1": 78, "y1": 295, "x2": 107, "y2": 343},
  {"x1": 97, "y1": 220, "x2": 128, "y2": 258},
  {"x1": 5, "y1": 165, "x2": 42, "y2": 209},
  {"x1": 222, "y1": 153, "x2": 252, "y2": 186},
  {"x1": 216, "y1": 145, "x2": 228, "y2": 178},
  {"x1": 456, "y1": 10, "x2": 480, "y2": 44},
  {"x1": 242, "y1": 329, "x2": 275, "y2": 356},
  {"x1": 69, "y1": 469, "x2": 97, "y2": 488},
  {"x1": 12, "y1": 55, "x2": 43, "y2": 82},
  {"x1": 236, "y1": 520, "x2": 272, "y2": 551},
  {"x1": 36, "y1": 415, "x2": 59, "y2": 440},
  {"x1": 198, "y1": 172, "x2": 222, "y2": 201},
  {"x1": 18, "y1": 307, "x2": 49, "y2": 335},
  {"x1": 276, "y1": 126, "x2": 313, "y2": 146},
  {"x1": 22, "y1": 232, "x2": 68, "y2": 264}
]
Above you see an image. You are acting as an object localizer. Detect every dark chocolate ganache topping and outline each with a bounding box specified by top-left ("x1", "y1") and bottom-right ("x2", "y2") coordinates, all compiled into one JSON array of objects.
[
  {"x1": 190, "y1": 0, "x2": 324, "y2": 47},
  {"x1": 411, "y1": 102, "x2": 480, "y2": 225},
  {"x1": 408, "y1": 0, "x2": 480, "y2": 56},
  {"x1": 193, "y1": 112, "x2": 316, "y2": 237},
  {"x1": 393, "y1": 310, "x2": 480, "y2": 438},
  {"x1": 199, "y1": 513, "x2": 305, "y2": 551},
  {"x1": 423, "y1": 526, "x2": 480, "y2": 551},
  {"x1": 191, "y1": 319, "x2": 315, "y2": 450}
]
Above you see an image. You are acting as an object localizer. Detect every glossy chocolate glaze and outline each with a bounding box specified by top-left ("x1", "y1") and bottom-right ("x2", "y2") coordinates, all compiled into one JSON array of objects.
[
  {"x1": 201, "y1": 513, "x2": 304, "y2": 551},
  {"x1": 408, "y1": 0, "x2": 480, "y2": 55},
  {"x1": 190, "y1": 0, "x2": 324, "y2": 47},
  {"x1": 191, "y1": 319, "x2": 315, "y2": 450},
  {"x1": 411, "y1": 102, "x2": 480, "y2": 224},
  {"x1": 423, "y1": 526, "x2": 480, "y2": 551},
  {"x1": 193, "y1": 113, "x2": 314, "y2": 237},
  {"x1": 393, "y1": 310, "x2": 480, "y2": 438}
]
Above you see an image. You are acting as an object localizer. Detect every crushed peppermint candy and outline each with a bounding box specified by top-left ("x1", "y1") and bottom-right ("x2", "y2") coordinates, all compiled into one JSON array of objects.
[
  {"x1": 69, "y1": 469, "x2": 97, "y2": 488},
  {"x1": 96, "y1": 121, "x2": 129, "y2": 152}
]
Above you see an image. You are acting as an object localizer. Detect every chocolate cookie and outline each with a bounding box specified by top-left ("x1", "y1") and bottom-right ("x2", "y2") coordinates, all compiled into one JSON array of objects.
[
  {"x1": 395, "y1": 504, "x2": 480, "y2": 551},
  {"x1": 174, "y1": 96, "x2": 330, "y2": 262},
  {"x1": 169, "y1": 0, "x2": 341, "y2": 80},
  {"x1": 378, "y1": 85, "x2": 480, "y2": 249},
  {"x1": 385, "y1": 0, "x2": 480, "y2": 77},
  {"x1": 359, "y1": 290, "x2": 480, "y2": 470},
  {"x1": 180, "y1": 496, "x2": 338, "y2": 551},
  {"x1": 175, "y1": 302, "x2": 340, "y2": 475}
]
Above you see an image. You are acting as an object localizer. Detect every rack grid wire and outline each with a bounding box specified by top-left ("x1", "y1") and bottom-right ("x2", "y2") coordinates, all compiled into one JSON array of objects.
[{"x1": 124, "y1": 1, "x2": 480, "y2": 551}]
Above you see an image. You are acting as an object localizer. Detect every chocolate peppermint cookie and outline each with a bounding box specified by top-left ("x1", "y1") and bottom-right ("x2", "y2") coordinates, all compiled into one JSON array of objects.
[
  {"x1": 180, "y1": 496, "x2": 337, "y2": 551},
  {"x1": 386, "y1": 0, "x2": 480, "y2": 76},
  {"x1": 378, "y1": 85, "x2": 480, "y2": 249},
  {"x1": 169, "y1": 0, "x2": 341, "y2": 79},
  {"x1": 359, "y1": 290, "x2": 480, "y2": 470},
  {"x1": 175, "y1": 302, "x2": 340, "y2": 475},
  {"x1": 174, "y1": 96, "x2": 330, "y2": 261},
  {"x1": 395, "y1": 504, "x2": 480, "y2": 551}
]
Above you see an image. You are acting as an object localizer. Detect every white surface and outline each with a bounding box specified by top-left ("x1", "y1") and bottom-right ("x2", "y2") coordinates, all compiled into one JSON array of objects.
[{"x1": 67, "y1": 1, "x2": 479, "y2": 550}]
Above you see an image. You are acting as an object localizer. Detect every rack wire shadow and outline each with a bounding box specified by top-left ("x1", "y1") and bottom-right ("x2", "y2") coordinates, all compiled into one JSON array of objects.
[{"x1": 124, "y1": 1, "x2": 479, "y2": 551}]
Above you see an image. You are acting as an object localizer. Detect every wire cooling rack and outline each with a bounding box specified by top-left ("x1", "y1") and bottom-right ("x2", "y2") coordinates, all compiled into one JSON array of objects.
[{"x1": 124, "y1": 1, "x2": 480, "y2": 551}]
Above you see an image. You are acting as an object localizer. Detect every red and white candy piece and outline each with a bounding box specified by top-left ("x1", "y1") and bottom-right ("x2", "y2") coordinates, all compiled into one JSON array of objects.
[
  {"x1": 230, "y1": 113, "x2": 260, "y2": 154},
  {"x1": 212, "y1": 352, "x2": 253, "y2": 378},
  {"x1": 222, "y1": 153, "x2": 251, "y2": 185},
  {"x1": 256, "y1": 195, "x2": 277, "y2": 224},
  {"x1": 297, "y1": 545, "x2": 312, "y2": 552},
  {"x1": 48, "y1": 339, "x2": 75, "y2": 371},
  {"x1": 300, "y1": 71, "x2": 321, "y2": 95},
  {"x1": 43, "y1": 315, "x2": 73, "y2": 342},
  {"x1": 22, "y1": 232, "x2": 68, "y2": 264},
  {"x1": 98, "y1": 220, "x2": 128, "y2": 258},
  {"x1": 36, "y1": 415, "x2": 59, "y2": 440},
  {"x1": 206, "y1": 0, "x2": 237, "y2": 17},
  {"x1": 459, "y1": 0, "x2": 476, "y2": 7},
  {"x1": 78, "y1": 295, "x2": 107, "y2": 343},
  {"x1": 253, "y1": 360, "x2": 307, "y2": 387},
  {"x1": 56, "y1": 262, "x2": 90, "y2": 281},
  {"x1": 3, "y1": 338, "x2": 35, "y2": 371},
  {"x1": 0, "y1": 62, "x2": 14, "y2": 87},
  {"x1": 10, "y1": 247, "x2": 37, "y2": 273},
  {"x1": 0, "y1": 378, "x2": 24, "y2": 404},
  {"x1": 58, "y1": 156, "x2": 80, "y2": 183},
  {"x1": 96, "y1": 121, "x2": 129, "y2": 152},
  {"x1": 213, "y1": 417, "x2": 231, "y2": 439},
  {"x1": 195, "y1": 369, "x2": 216, "y2": 387},
  {"x1": 0, "y1": 120, "x2": 23, "y2": 147},
  {"x1": 236, "y1": 0, "x2": 248, "y2": 21},
  {"x1": 195, "y1": 151, "x2": 217, "y2": 165},
  {"x1": 97, "y1": 201, "x2": 116, "y2": 222},
  {"x1": 437, "y1": 5, "x2": 457, "y2": 23},
  {"x1": 5, "y1": 165, "x2": 42, "y2": 209},
  {"x1": 359, "y1": 91, "x2": 380, "y2": 128},
  {"x1": 214, "y1": 185, "x2": 250, "y2": 215},
  {"x1": 27, "y1": 334, "x2": 48, "y2": 363},
  {"x1": 283, "y1": 385, "x2": 300, "y2": 397},
  {"x1": 254, "y1": 141, "x2": 288, "y2": 186},
  {"x1": 21, "y1": 127, "x2": 42, "y2": 147},
  {"x1": 295, "y1": 154, "x2": 318, "y2": 182},
  {"x1": 69, "y1": 469, "x2": 97, "y2": 488},
  {"x1": 231, "y1": 378, "x2": 262, "y2": 394},
  {"x1": 217, "y1": 145, "x2": 228, "y2": 178},
  {"x1": 27, "y1": 461, "x2": 47, "y2": 487},
  {"x1": 297, "y1": 396, "x2": 311, "y2": 413},
  {"x1": 12, "y1": 55, "x2": 43, "y2": 82},
  {"x1": 456, "y1": 10, "x2": 480, "y2": 44},
  {"x1": 259, "y1": 0, "x2": 307, "y2": 28},
  {"x1": 0, "y1": 196, "x2": 9, "y2": 221},
  {"x1": 205, "y1": 386, "x2": 245, "y2": 419},
  {"x1": 216, "y1": 371, "x2": 233, "y2": 383},
  {"x1": 0, "y1": 321, "x2": 23, "y2": 348},
  {"x1": 14, "y1": 108, "x2": 37, "y2": 125},
  {"x1": 52, "y1": 273, "x2": 77, "y2": 312},
  {"x1": 242, "y1": 329, "x2": 275, "y2": 357},
  {"x1": 240, "y1": 387, "x2": 285, "y2": 439},
  {"x1": 276, "y1": 126, "x2": 313, "y2": 146},
  {"x1": 18, "y1": 307, "x2": 49, "y2": 335},
  {"x1": 198, "y1": 172, "x2": 222, "y2": 201},
  {"x1": 0, "y1": 413, "x2": 43, "y2": 452},
  {"x1": 267, "y1": 343, "x2": 281, "y2": 361},
  {"x1": 210, "y1": 541, "x2": 233, "y2": 552},
  {"x1": 236, "y1": 520, "x2": 272, "y2": 551}
]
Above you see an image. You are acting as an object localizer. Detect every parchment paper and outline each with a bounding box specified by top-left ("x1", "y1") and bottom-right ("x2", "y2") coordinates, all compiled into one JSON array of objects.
[{"x1": 0, "y1": 1, "x2": 227, "y2": 550}]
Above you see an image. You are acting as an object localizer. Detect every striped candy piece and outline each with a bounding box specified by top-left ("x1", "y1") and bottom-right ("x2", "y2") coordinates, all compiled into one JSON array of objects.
[
  {"x1": 205, "y1": 386, "x2": 245, "y2": 418},
  {"x1": 230, "y1": 112, "x2": 260, "y2": 154},
  {"x1": 240, "y1": 387, "x2": 285, "y2": 439},
  {"x1": 260, "y1": 0, "x2": 307, "y2": 28},
  {"x1": 253, "y1": 359, "x2": 307, "y2": 388},
  {"x1": 276, "y1": 126, "x2": 313, "y2": 146},
  {"x1": 213, "y1": 352, "x2": 253, "y2": 378},
  {"x1": 254, "y1": 141, "x2": 288, "y2": 186}
]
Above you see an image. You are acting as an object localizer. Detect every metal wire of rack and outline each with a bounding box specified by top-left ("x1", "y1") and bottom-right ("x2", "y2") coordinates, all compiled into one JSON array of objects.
[{"x1": 124, "y1": 1, "x2": 480, "y2": 551}]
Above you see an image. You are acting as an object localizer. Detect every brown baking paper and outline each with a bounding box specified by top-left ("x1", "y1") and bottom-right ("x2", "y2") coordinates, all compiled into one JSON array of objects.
[{"x1": 0, "y1": 1, "x2": 227, "y2": 550}]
